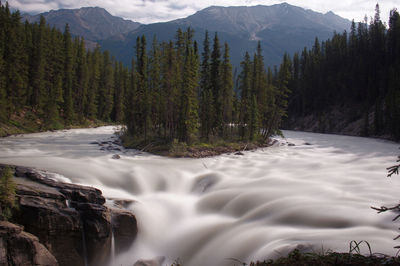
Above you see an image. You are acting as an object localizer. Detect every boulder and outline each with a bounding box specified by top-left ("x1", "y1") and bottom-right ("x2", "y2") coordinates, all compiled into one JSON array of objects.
[
  {"x1": 0, "y1": 221, "x2": 58, "y2": 266},
  {"x1": 133, "y1": 256, "x2": 165, "y2": 266},
  {"x1": 0, "y1": 164, "x2": 139, "y2": 266},
  {"x1": 12, "y1": 166, "x2": 112, "y2": 266},
  {"x1": 110, "y1": 208, "x2": 137, "y2": 254}
]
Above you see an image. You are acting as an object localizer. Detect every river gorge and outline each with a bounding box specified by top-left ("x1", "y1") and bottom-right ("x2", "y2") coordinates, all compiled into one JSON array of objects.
[{"x1": 0, "y1": 126, "x2": 399, "y2": 266}]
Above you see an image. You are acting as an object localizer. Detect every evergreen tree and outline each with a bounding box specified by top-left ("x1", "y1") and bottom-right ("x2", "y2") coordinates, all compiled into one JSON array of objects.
[
  {"x1": 200, "y1": 31, "x2": 213, "y2": 139},
  {"x1": 30, "y1": 15, "x2": 46, "y2": 113},
  {"x1": 75, "y1": 37, "x2": 88, "y2": 122},
  {"x1": 221, "y1": 42, "x2": 233, "y2": 137},
  {"x1": 210, "y1": 33, "x2": 222, "y2": 135},
  {"x1": 178, "y1": 41, "x2": 199, "y2": 143},
  {"x1": 63, "y1": 24, "x2": 74, "y2": 124},
  {"x1": 239, "y1": 52, "x2": 252, "y2": 139},
  {"x1": 86, "y1": 46, "x2": 101, "y2": 119},
  {"x1": 98, "y1": 51, "x2": 114, "y2": 121},
  {"x1": 0, "y1": 167, "x2": 17, "y2": 221},
  {"x1": 149, "y1": 36, "x2": 161, "y2": 134}
]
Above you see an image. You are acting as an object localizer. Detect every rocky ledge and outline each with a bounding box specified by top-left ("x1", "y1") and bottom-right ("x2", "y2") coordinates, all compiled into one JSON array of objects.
[{"x1": 0, "y1": 164, "x2": 138, "y2": 266}]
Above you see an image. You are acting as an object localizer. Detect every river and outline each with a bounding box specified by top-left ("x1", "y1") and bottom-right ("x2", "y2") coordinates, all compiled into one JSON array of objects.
[{"x1": 0, "y1": 126, "x2": 399, "y2": 265}]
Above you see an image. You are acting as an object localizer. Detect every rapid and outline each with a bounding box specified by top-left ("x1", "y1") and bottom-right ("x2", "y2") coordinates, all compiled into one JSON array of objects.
[{"x1": 0, "y1": 126, "x2": 399, "y2": 265}]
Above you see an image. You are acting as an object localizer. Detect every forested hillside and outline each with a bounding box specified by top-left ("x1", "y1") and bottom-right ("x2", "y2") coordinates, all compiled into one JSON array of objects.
[
  {"x1": 0, "y1": 2, "x2": 129, "y2": 135},
  {"x1": 0, "y1": 2, "x2": 289, "y2": 146},
  {"x1": 284, "y1": 5, "x2": 400, "y2": 140}
]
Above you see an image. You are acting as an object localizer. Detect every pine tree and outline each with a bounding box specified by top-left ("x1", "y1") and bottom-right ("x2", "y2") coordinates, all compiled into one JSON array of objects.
[
  {"x1": 0, "y1": 23, "x2": 5, "y2": 122},
  {"x1": 63, "y1": 24, "x2": 74, "y2": 124},
  {"x1": 221, "y1": 42, "x2": 233, "y2": 137},
  {"x1": 75, "y1": 37, "x2": 88, "y2": 122},
  {"x1": 210, "y1": 33, "x2": 221, "y2": 135},
  {"x1": 86, "y1": 46, "x2": 101, "y2": 119},
  {"x1": 178, "y1": 42, "x2": 199, "y2": 143},
  {"x1": 200, "y1": 31, "x2": 213, "y2": 139},
  {"x1": 149, "y1": 36, "x2": 161, "y2": 134},
  {"x1": 31, "y1": 16, "x2": 46, "y2": 113},
  {"x1": 239, "y1": 52, "x2": 252, "y2": 139},
  {"x1": 98, "y1": 51, "x2": 114, "y2": 121},
  {"x1": 5, "y1": 9, "x2": 28, "y2": 116}
]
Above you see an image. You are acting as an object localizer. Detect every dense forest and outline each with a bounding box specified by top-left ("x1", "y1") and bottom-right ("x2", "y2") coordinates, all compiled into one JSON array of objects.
[
  {"x1": 0, "y1": 1, "x2": 288, "y2": 145},
  {"x1": 125, "y1": 30, "x2": 289, "y2": 145},
  {"x1": 284, "y1": 4, "x2": 400, "y2": 140},
  {"x1": 0, "y1": 2, "x2": 129, "y2": 131}
]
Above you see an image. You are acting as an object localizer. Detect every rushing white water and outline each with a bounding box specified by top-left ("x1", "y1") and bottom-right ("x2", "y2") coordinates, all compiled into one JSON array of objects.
[{"x1": 0, "y1": 126, "x2": 399, "y2": 265}]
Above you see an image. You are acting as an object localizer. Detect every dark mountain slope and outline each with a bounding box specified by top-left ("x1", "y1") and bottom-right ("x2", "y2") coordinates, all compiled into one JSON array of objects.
[
  {"x1": 23, "y1": 7, "x2": 140, "y2": 42},
  {"x1": 100, "y1": 3, "x2": 350, "y2": 67}
]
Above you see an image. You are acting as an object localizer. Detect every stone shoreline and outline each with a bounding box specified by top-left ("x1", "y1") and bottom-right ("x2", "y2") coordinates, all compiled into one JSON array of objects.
[{"x1": 0, "y1": 164, "x2": 137, "y2": 266}]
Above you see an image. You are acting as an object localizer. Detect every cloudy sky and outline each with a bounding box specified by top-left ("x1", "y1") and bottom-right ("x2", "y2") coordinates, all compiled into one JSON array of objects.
[{"x1": 8, "y1": 0, "x2": 398, "y2": 24}]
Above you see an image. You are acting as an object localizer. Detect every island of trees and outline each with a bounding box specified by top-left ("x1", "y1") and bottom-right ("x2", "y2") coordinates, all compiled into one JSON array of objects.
[{"x1": 1, "y1": 1, "x2": 399, "y2": 155}]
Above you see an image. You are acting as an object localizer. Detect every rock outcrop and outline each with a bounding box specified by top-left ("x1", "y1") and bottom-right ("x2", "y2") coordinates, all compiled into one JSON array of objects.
[
  {"x1": 0, "y1": 221, "x2": 58, "y2": 266},
  {"x1": 110, "y1": 208, "x2": 137, "y2": 254},
  {"x1": 0, "y1": 164, "x2": 138, "y2": 266}
]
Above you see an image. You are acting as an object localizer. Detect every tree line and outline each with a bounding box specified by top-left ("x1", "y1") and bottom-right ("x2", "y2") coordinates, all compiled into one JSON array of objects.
[
  {"x1": 0, "y1": 2, "x2": 289, "y2": 144},
  {"x1": 284, "y1": 4, "x2": 400, "y2": 140},
  {"x1": 125, "y1": 29, "x2": 289, "y2": 145},
  {"x1": 0, "y1": 2, "x2": 129, "y2": 129}
]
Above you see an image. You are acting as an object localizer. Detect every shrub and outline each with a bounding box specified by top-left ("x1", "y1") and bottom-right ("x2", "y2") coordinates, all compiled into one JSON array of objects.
[{"x1": 0, "y1": 167, "x2": 17, "y2": 220}]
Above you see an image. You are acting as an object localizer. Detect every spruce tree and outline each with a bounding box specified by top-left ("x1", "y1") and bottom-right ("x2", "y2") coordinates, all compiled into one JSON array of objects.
[
  {"x1": 221, "y1": 42, "x2": 233, "y2": 138},
  {"x1": 200, "y1": 31, "x2": 213, "y2": 139},
  {"x1": 75, "y1": 37, "x2": 88, "y2": 122},
  {"x1": 86, "y1": 46, "x2": 101, "y2": 119},
  {"x1": 239, "y1": 52, "x2": 252, "y2": 139},
  {"x1": 149, "y1": 36, "x2": 161, "y2": 134},
  {"x1": 210, "y1": 33, "x2": 221, "y2": 135},
  {"x1": 63, "y1": 24, "x2": 74, "y2": 124}
]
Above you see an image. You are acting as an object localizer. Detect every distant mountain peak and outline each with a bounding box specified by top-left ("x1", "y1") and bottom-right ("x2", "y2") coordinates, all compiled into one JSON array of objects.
[{"x1": 23, "y1": 6, "x2": 140, "y2": 42}]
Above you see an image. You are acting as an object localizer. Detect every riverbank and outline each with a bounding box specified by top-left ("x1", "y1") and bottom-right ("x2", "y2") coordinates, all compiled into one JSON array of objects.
[
  {"x1": 248, "y1": 249, "x2": 400, "y2": 266},
  {"x1": 0, "y1": 164, "x2": 137, "y2": 266},
  {"x1": 283, "y1": 104, "x2": 397, "y2": 142},
  {"x1": 0, "y1": 109, "x2": 113, "y2": 137},
  {"x1": 1, "y1": 127, "x2": 399, "y2": 265},
  {"x1": 120, "y1": 134, "x2": 275, "y2": 158}
]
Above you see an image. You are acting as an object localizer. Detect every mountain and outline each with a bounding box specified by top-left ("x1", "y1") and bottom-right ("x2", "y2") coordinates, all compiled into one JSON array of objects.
[
  {"x1": 100, "y1": 3, "x2": 350, "y2": 67},
  {"x1": 23, "y1": 7, "x2": 140, "y2": 43}
]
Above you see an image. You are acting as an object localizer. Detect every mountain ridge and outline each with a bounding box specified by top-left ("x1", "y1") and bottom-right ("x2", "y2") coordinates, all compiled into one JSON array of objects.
[
  {"x1": 100, "y1": 3, "x2": 350, "y2": 67},
  {"x1": 23, "y1": 7, "x2": 141, "y2": 42},
  {"x1": 23, "y1": 3, "x2": 350, "y2": 67}
]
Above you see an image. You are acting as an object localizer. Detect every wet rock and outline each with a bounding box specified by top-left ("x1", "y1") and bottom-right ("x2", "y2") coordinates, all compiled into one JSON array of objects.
[
  {"x1": 89, "y1": 142, "x2": 98, "y2": 145},
  {"x1": 112, "y1": 199, "x2": 135, "y2": 209},
  {"x1": 0, "y1": 164, "x2": 128, "y2": 266},
  {"x1": 112, "y1": 154, "x2": 121, "y2": 159},
  {"x1": 0, "y1": 221, "x2": 58, "y2": 266},
  {"x1": 270, "y1": 139, "x2": 279, "y2": 146},
  {"x1": 304, "y1": 142, "x2": 312, "y2": 145},
  {"x1": 111, "y1": 208, "x2": 137, "y2": 254},
  {"x1": 234, "y1": 151, "x2": 244, "y2": 156},
  {"x1": 133, "y1": 256, "x2": 165, "y2": 266},
  {"x1": 288, "y1": 143, "x2": 295, "y2": 146}
]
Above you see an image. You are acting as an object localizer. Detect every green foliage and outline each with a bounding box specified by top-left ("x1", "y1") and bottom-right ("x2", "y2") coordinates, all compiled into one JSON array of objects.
[
  {"x1": 0, "y1": 167, "x2": 17, "y2": 221},
  {"x1": 285, "y1": 6, "x2": 400, "y2": 140},
  {"x1": 0, "y1": 3, "x2": 130, "y2": 132}
]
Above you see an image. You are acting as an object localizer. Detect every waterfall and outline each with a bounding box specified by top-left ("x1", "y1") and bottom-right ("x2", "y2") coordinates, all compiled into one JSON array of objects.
[
  {"x1": 1, "y1": 126, "x2": 400, "y2": 266},
  {"x1": 80, "y1": 219, "x2": 88, "y2": 266},
  {"x1": 111, "y1": 228, "x2": 115, "y2": 263}
]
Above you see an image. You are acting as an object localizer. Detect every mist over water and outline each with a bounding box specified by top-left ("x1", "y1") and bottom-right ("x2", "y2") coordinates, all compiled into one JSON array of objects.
[{"x1": 0, "y1": 126, "x2": 399, "y2": 265}]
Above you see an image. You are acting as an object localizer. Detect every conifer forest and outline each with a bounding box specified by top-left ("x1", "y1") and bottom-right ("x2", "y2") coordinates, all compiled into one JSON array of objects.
[{"x1": 0, "y1": 2, "x2": 400, "y2": 144}]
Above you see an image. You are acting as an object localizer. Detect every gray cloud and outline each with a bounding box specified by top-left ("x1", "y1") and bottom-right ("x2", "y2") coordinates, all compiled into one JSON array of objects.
[{"x1": 7, "y1": 0, "x2": 398, "y2": 24}]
